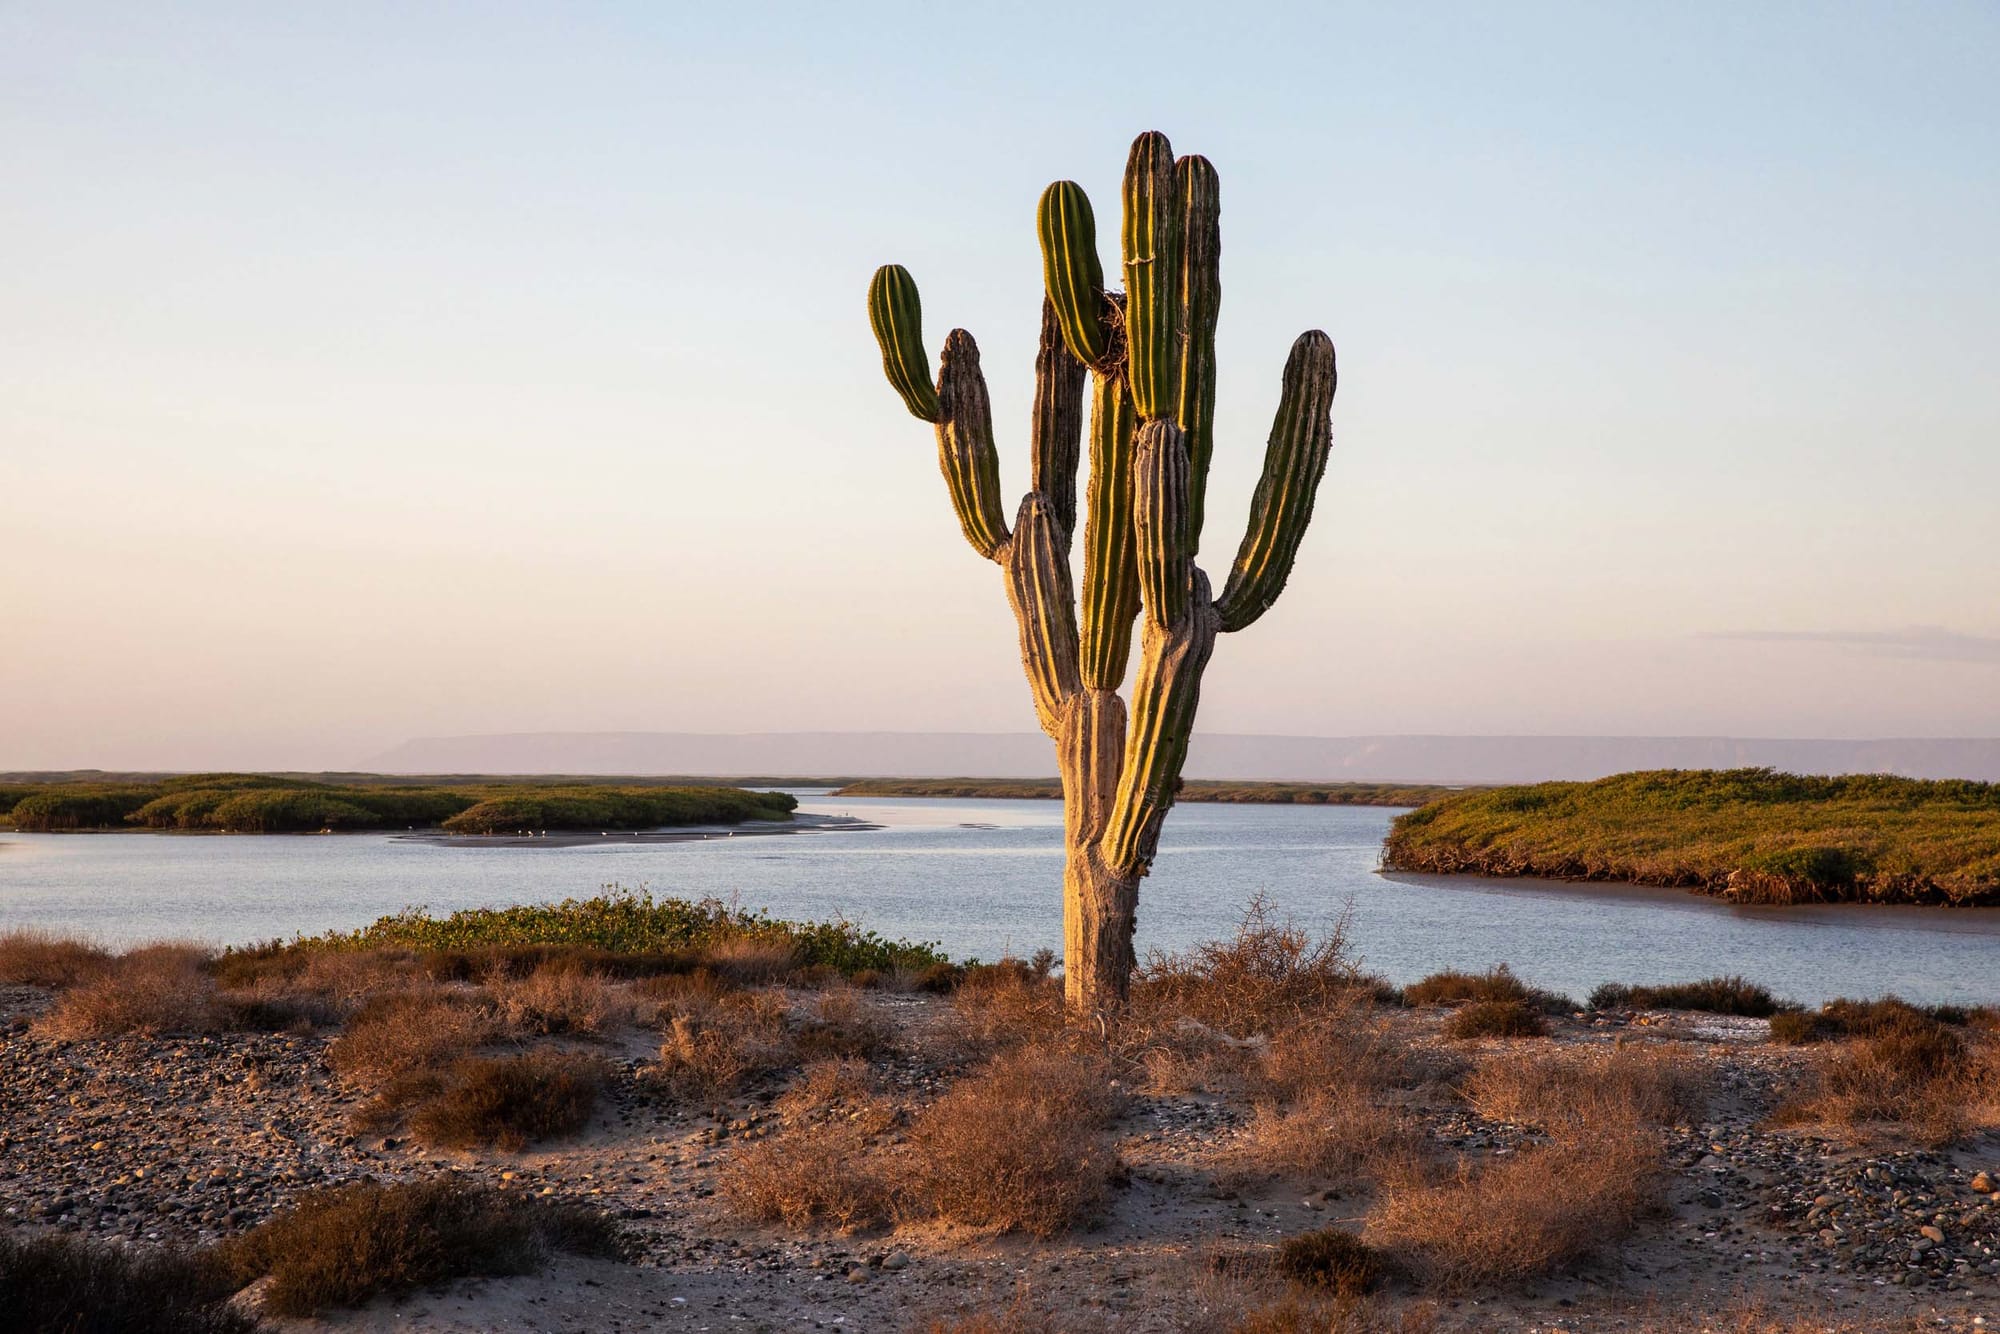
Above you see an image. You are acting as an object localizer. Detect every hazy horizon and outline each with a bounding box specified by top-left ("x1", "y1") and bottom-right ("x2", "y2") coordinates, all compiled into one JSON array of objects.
[{"x1": 7, "y1": 3, "x2": 1999, "y2": 771}]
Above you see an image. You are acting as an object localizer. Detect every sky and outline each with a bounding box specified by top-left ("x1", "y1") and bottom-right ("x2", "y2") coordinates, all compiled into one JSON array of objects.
[{"x1": 4, "y1": 2, "x2": 1999, "y2": 770}]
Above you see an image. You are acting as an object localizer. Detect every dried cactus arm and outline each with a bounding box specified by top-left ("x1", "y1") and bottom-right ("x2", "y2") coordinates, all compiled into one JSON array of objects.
[
  {"x1": 1122, "y1": 132, "x2": 1182, "y2": 420},
  {"x1": 933, "y1": 329, "x2": 1013, "y2": 560},
  {"x1": 1029, "y1": 298, "x2": 1087, "y2": 553},
  {"x1": 1174, "y1": 156, "x2": 1221, "y2": 547},
  {"x1": 1103, "y1": 569, "x2": 1220, "y2": 875},
  {"x1": 1077, "y1": 365, "x2": 1140, "y2": 688},
  {"x1": 1215, "y1": 331, "x2": 1338, "y2": 633}
]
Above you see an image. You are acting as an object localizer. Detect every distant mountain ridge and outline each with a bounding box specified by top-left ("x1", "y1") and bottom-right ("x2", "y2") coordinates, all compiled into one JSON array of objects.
[{"x1": 364, "y1": 732, "x2": 2000, "y2": 785}]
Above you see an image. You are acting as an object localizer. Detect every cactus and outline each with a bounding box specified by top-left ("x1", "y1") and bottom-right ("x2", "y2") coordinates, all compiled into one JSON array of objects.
[{"x1": 867, "y1": 132, "x2": 1339, "y2": 1012}]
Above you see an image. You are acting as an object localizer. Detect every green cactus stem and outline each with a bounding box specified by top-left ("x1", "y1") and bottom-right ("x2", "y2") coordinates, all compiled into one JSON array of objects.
[
  {"x1": 1174, "y1": 155, "x2": 1221, "y2": 545},
  {"x1": 868, "y1": 264, "x2": 939, "y2": 421},
  {"x1": 1216, "y1": 330, "x2": 1338, "y2": 633},
  {"x1": 866, "y1": 131, "x2": 1339, "y2": 1013},
  {"x1": 1122, "y1": 131, "x2": 1181, "y2": 420},
  {"x1": 1038, "y1": 181, "x2": 1111, "y2": 366}
]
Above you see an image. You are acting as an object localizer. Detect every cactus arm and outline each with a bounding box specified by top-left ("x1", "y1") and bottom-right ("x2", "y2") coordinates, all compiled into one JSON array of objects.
[
  {"x1": 1001, "y1": 494, "x2": 1084, "y2": 738},
  {"x1": 1030, "y1": 297, "x2": 1088, "y2": 554},
  {"x1": 868, "y1": 265, "x2": 941, "y2": 422},
  {"x1": 933, "y1": 329, "x2": 1013, "y2": 560},
  {"x1": 1102, "y1": 569, "x2": 1220, "y2": 875},
  {"x1": 1121, "y1": 132, "x2": 1182, "y2": 420},
  {"x1": 1133, "y1": 419, "x2": 1192, "y2": 630},
  {"x1": 1038, "y1": 181, "x2": 1112, "y2": 367},
  {"x1": 1174, "y1": 156, "x2": 1221, "y2": 546},
  {"x1": 1077, "y1": 365, "x2": 1140, "y2": 688},
  {"x1": 1215, "y1": 331, "x2": 1338, "y2": 633}
]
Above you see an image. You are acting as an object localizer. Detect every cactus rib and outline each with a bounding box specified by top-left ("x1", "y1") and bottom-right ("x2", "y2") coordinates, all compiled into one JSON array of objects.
[
  {"x1": 1078, "y1": 366, "x2": 1140, "y2": 688},
  {"x1": 1121, "y1": 132, "x2": 1182, "y2": 420},
  {"x1": 1038, "y1": 181, "x2": 1111, "y2": 366},
  {"x1": 868, "y1": 265, "x2": 940, "y2": 421},
  {"x1": 934, "y1": 329, "x2": 1013, "y2": 559},
  {"x1": 1174, "y1": 155, "x2": 1221, "y2": 545},
  {"x1": 1216, "y1": 331, "x2": 1338, "y2": 633},
  {"x1": 1030, "y1": 297, "x2": 1088, "y2": 553},
  {"x1": 1133, "y1": 419, "x2": 1192, "y2": 630}
]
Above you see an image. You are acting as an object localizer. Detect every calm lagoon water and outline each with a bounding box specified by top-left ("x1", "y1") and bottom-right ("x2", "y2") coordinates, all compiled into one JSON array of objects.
[{"x1": 2, "y1": 793, "x2": 1995, "y2": 1007}]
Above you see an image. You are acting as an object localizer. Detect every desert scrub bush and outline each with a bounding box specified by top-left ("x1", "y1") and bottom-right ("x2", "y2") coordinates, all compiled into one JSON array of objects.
[
  {"x1": 1403, "y1": 964, "x2": 1572, "y2": 1013},
  {"x1": 904, "y1": 1046, "x2": 1125, "y2": 1237},
  {"x1": 1588, "y1": 976, "x2": 1784, "y2": 1017},
  {"x1": 1771, "y1": 1010, "x2": 1998, "y2": 1146},
  {"x1": 650, "y1": 990, "x2": 795, "y2": 1105},
  {"x1": 720, "y1": 1117, "x2": 895, "y2": 1232},
  {"x1": 1274, "y1": 1227, "x2": 1387, "y2": 1296},
  {"x1": 36, "y1": 944, "x2": 221, "y2": 1038},
  {"x1": 216, "y1": 1176, "x2": 622, "y2": 1317},
  {"x1": 491, "y1": 966, "x2": 631, "y2": 1036},
  {"x1": 1442, "y1": 999, "x2": 1546, "y2": 1040},
  {"x1": 1218, "y1": 1010, "x2": 1425, "y2": 1186},
  {"x1": 408, "y1": 1051, "x2": 607, "y2": 1151},
  {"x1": 0, "y1": 1228, "x2": 252, "y2": 1334},
  {"x1": 795, "y1": 987, "x2": 893, "y2": 1060},
  {"x1": 939, "y1": 958, "x2": 1066, "y2": 1058},
  {"x1": 1134, "y1": 897, "x2": 1376, "y2": 1037},
  {"x1": 1466, "y1": 1043, "x2": 1711, "y2": 1132},
  {"x1": 1367, "y1": 1129, "x2": 1664, "y2": 1290},
  {"x1": 326, "y1": 988, "x2": 500, "y2": 1085},
  {"x1": 0, "y1": 928, "x2": 112, "y2": 988}
]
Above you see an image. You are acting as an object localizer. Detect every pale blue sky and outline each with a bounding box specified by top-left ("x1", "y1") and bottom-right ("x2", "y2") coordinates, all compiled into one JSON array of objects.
[{"x1": 4, "y1": 2, "x2": 1998, "y2": 767}]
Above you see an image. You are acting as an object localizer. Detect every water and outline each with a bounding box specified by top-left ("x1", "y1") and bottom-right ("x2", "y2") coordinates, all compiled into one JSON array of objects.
[{"x1": 2, "y1": 793, "x2": 1995, "y2": 1006}]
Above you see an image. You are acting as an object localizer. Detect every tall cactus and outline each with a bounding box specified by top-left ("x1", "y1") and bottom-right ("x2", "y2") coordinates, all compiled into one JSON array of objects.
[{"x1": 868, "y1": 132, "x2": 1339, "y2": 1013}]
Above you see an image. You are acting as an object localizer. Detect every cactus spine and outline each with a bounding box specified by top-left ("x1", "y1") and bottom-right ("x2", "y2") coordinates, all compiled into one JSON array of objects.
[{"x1": 866, "y1": 131, "x2": 1339, "y2": 1013}]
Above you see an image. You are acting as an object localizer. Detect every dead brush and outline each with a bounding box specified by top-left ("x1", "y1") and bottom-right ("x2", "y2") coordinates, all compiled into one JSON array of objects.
[
  {"x1": 0, "y1": 928, "x2": 113, "y2": 989},
  {"x1": 649, "y1": 989, "x2": 794, "y2": 1105},
  {"x1": 1771, "y1": 1013, "x2": 1999, "y2": 1146},
  {"x1": 937, "y1": 958, "x2": 1066, "y2": 1059},
  {"x1": 1366, "y1": 1126, "x2": 1664, "y2": 1291},
  {"x1": 903, "y1": 1045, "x2": 1126, "y2": 1237},
  {"x1": 1134, "y1": 897, "x2": 1373, "y2": 1039},
  {"x1": 720, "y1": 1115, "x2": 896, "y2": 1231},
  {"x1": 794, "y1": 986, "x2": 893, "y2": 1060},
  {"x1": 1466, "y1": 1042, "x2": 1712, "y2": 1133},
  {"x1": 1220, "y1": 1011, "x2": 1425, "y2": 1186},
  {"x1": 492, "y1": 966, "x2": 632, "y2": 1037},
  {"x1": 327, "y1": 987, "x2": 501, "y2": 1085},
  {"x1": 36, "y1": 943, "x2": 220, "y2": 1038},
  {"x1": 407, "y1": 1051, "x2": 607, "y2": 1151}
]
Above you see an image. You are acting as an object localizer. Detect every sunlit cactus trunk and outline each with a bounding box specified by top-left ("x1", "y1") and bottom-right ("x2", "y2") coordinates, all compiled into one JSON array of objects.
[{"x1": 867, "y1": 132, "x2": 1339, "y2": 1015}]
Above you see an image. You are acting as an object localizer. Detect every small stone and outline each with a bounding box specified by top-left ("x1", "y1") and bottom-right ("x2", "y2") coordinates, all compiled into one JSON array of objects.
[
  {"x1": 881, "y1": 1250, "x2": 910, "y2": 1271},
  {"x1": 1920, "y1": 1225, "x2": 1945, "y2": 1244},
  {"x1": 1972, "y1": 1171, "x2": 1995, "y2": 1194},
  {"x1": 845, "y1": 1266, "x2": 870, "y2": 1284}
]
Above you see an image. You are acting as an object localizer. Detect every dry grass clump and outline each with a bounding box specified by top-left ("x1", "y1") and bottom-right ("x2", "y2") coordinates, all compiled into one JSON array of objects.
[
  {"x1": 1404, "y1": 964, "x2": 1572, "y2": 1013},
  {"x1": 1589, "y1": 975, "x2": 1782, "y2": 1017},
  {"x1": 940, "y1": 958, "x2": 1066, "y2": 1057},
  {"x1": 216, "y1": 1176, "x2": 622, "y2": 1317},
  {"x1": 0, "y1": 1227, "x2": 251, "y2": 1334},
  {"x1": 407, "y1": 1051, "x2": 606, "y2": 1151},
  {"x1": 1136, "y1": 898, "x2": 1382, "y2": 1038},
  {"x1": 213, "y1": 947, "x2": 427, "y2": 1030},
  {"x1": 1467, "y1": 1043, "x2": 1711, "y2": 1132},
  {"x1": 1442, "y1": 999, "x2": 1546, "y2": 1040},
  {"x1": 650, "y1": 989, "x2": 794, "y2": 1104},
  {"x1": 795, "y1": 986, "x2": 893, "y2": 1060},
  {"x1": 491, "y1": 966, "x2": 632, "y2": 1036},
  {"x1": 905, "y1": 1046, "x2": 1125, "y2": 1237},
  {"x1": 0, "y1": 928, "x2": 113, "y2": 988},
  {"x1": 1274, "y1": 1227, "x2": 1387, "y2": 1296},
  {"x1": 36, "y1": 944, "x2": 220, "y2": 1038},
  {"x1": 1222, "y1": 1011, "x2": 1426, "y2": 1186},
  {"x1": 1771, "y1": 1007, "x2": 1999, "y2": 1146},
  {"x1": 327, "y1": 987, "x2": 500, "y2": 1085},
  {"x1": 720, "y1": 1117, "x2": 894, "y2": 1231},
  {"x1": 1366, "y1": 1128, "x2": 1663, "y2": 1291},
  {"x1": 702, "y1": 936, "x2": 798, "y2": 985}
]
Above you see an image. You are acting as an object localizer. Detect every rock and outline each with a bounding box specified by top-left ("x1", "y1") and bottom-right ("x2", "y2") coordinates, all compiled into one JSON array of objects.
[
  {"x1": 1920, "y1": 1224, "x2": 1945, "y2": 1244},
  {"x1": 1972, "y1": 1171, "x2": 1995, "y2": 1194},
  {"x1": 882, "y1": 1250, "x2": 910, "y2": 1271}
]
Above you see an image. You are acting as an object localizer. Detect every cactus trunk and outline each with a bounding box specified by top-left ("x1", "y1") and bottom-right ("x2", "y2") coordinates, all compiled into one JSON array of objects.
[{"x1": 866, "y1": 132, "x2": 1339, "y2": 1016}]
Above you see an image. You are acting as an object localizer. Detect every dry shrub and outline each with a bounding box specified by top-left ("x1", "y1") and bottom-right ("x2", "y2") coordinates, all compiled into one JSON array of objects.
[
  {"x1": 720, "y1": 1117, "x2": 893, "y2": 1231},
  {"x1": 1442, "y1": 999, "x2": 1545, "y2": 1040},
  {"x1": 650, "y1": 989, "x2": 794, "y2": 1104},
  {"x1": 1136, "y1": 897, "x2": 1373, "y2": 1037},
  {"x1": 1589, "y1": 976, "x2": 1781, "y2": 1017},
  {"x1": 0, "y1": 928, "x2": 112, "y2": 988},
  {"x1": 408, "y1": 1051, "x2": 606, "y2": 1151},
  {"x1": 1367, "y1": 1129, "x2": 1663, "y2": 1290},
  {"x1": 1467, "y1": 1043, "x2": 1711, "y2": 1132},
  {"x1": 216, "y1": 1177, "x2": 622, "y2": 1317},
  {"x1": 795, "y1": 986, "x2": 892, "y2": 1060},
  {"x1": 941, "y1": 959, "x2": 1065, "y2": 1057},
  {"x1": 492, "y1": 966, "x2": 631, "y2": 1036},
  {"x1": 778, "y1": 1057, "x2": 880, "y2": 1115},
  {"x1": 217, "y1": 947, "x2": 426, "y2": 1029},
  {"x1": 1223, "y1": 1012, "x2": 1426, "y2": 1185},
  {"x1": 36, "y1": 944, "x2": 219, "y2": 1038},
  {"x1": 1402, "y1": 965, "x2": 1528, "y2": 1007},
  {"x1": 1275, "y1": 1227, "x2": 1386, "y2": 1296},
  {"x1": 1223, "y1": 1294, "x2": 1436, "y2": 1334},
  {"x1": 1772, "y1": 1013, "x2": 1999, "y2": 1146},
  {"x1": 703, "y1": 936, "x2": 797, "y2": 985},
  {"x1": 0, "y1": 1228, "x2": 250, "y2": 1334},
  {"x1": 327, "y1": 988, "x2": 499, "y2": 1085},
  {"x1": 904, "y1": 1046, "x2": 1124, "y2": 1237}
]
